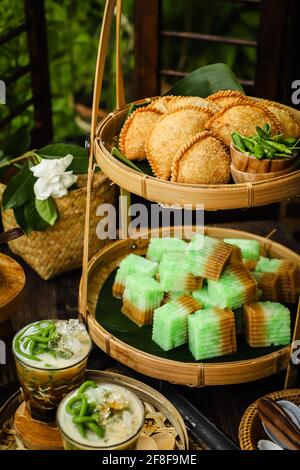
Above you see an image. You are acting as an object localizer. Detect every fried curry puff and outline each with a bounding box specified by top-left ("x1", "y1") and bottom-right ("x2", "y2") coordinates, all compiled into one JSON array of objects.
[
  {"x1": 119, "y1": 107, "x2": 163, "y2": 160},
  {"x1": 146, "y1": 106, "x2": 213, "y2": 179},
  {"x1": 205, "y1": 98, "x2": 282, "y2": 147},
  {"x1": 171, "y1": 131, "x2": 231, "y2": 184}
]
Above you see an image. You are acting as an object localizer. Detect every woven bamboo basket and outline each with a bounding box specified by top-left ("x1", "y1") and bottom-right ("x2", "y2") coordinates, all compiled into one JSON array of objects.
[
  {"x1": 79, "y1": 225, "x2": 300, "y2": 387},
  {"x1": 239, "y1": 388, "x2": 300, "y2": 450},
  {"x1": 0, "y1": 173, "x2": 115, "y2": 280},
  {"x1": 89, "y1": 1, "x2": 300, "y2": 211}
]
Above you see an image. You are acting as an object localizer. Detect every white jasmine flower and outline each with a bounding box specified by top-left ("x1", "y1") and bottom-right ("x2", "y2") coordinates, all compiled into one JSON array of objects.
[{"x1": 30, "y1": 154, "x2": 77, "y2": 200}]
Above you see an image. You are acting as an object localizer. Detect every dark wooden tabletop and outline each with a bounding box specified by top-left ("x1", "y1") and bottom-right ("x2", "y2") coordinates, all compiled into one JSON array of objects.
[{"x1": 0, "y1": 220, "x2": 299, "y2": 448}]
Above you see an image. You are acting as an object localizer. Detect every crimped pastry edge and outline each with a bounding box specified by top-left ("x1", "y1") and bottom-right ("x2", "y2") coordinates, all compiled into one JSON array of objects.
[{"x1": 206, "y1": 89, "x2": 246, "y2": 103}]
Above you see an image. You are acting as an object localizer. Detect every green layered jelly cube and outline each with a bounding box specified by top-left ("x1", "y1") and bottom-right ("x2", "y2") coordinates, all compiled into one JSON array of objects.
[
  {"x1": 159, "y1": 252, "x2": 192, "y2": 292},
  {"x1": 255, "y1": 256, "x2": 282, "y2": 273},
  {"x1": 115, "y1": 254, "x2": 158, "y2": 286},
  {"x1": 260, "y1": 301, "x2": 291, "y2": 346},
  {"x1": 207, "y1": 267, "x2": 247, "y2": 309},
  {"x1": 152, "y1": 300, "x2": 190, "y2": 351},
  {"x1": 192, "y1": 286, "x2": 217, "y2": 308},
  {"x1": 188, "y1": 309, "x2": 223, "y2": 360},
  {"x1": 123, "y1": 274, "x2": 164, "y2": 313}
]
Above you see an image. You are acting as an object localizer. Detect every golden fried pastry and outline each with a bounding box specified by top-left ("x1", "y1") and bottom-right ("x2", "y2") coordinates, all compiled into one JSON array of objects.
[
  {"x1": 205, "y1": 98, "x2": 282, "y2": 147},
  {"x1": 168, "y1": 96, "x2": 220, "y2": 114},
  {"x1": 206, "y1": 90, "x2": 246, "y2": 108},
  {"x1": 146, "y1": 106, "x2": 213, "y2": 179},
  {"x1": 119, "y1": 107, "x2": 163, "y2": 160},
  {"x1": 171, "y1": 131, "x2": 231, "y2": 184},
  {"x1": 261, "y1": 100, "x2": 300, "y2": 138}
]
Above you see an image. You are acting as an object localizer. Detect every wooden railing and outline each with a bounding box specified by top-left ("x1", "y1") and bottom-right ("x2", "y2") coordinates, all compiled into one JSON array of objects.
[{"x1": 134, "y1": 0, "x2": 300, "y2": 106}]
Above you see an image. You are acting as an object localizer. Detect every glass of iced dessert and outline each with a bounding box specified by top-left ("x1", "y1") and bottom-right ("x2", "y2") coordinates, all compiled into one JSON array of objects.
[
  {"x1": 57, "y1": 380, "x2": 145, "y2": 450},
  {"x1": 12, "y1": 319, "x2": 92, "y2": 421}
]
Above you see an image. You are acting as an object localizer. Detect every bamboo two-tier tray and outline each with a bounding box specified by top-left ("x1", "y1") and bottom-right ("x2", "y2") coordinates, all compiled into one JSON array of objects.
[{"x1": 79, "y1": 0, "x2": 300, "y2": 387}]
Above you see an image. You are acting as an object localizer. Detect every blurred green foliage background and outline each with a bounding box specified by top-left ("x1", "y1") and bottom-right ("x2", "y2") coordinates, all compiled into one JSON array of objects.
[{"x1": 0, "y1": 0, "x2": 259, "y2": 144}]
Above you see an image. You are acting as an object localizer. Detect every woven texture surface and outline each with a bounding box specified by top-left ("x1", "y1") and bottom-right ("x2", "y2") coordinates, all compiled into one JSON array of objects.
[
  {"x1": 239, "y1": 388, "x2": 300, "y2": 450},
  {"x1": 0, "y1": 173, "x2": 115, "y2": 280}
]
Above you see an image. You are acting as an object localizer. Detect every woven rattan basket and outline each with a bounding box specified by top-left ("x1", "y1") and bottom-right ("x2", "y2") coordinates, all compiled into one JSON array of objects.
[
  {"x1": 239, "y1": 388, "x2": 300, "y2": 450},
  {"x1": 0, "y1": 173, "x2": 115, "y2": 280}
]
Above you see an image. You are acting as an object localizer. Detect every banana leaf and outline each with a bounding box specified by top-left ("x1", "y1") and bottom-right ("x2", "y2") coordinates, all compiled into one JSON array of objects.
[
  {"x1": 96, "y1": 270, "x2": 292, "y2": 364},
  {"x1": 165, "y1": 63, "x2": 244, "y2": 97}
]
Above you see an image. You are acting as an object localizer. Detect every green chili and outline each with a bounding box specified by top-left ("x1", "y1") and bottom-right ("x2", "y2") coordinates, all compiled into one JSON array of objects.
[
  {"x1": 264, "y1": 140, "x2": 293, "y2": 154},
  {"x1": 86, "y1": 422, "x2": 105, "y2": 438},
  {"x1": 243, "y1": 138, "x2": 255, "y2": 153},
  {"x1": 77, "y1": 381, "x2": 97, "y2": 395},
  {"x1": 232, "y1": 132, "x2": 246, "y2": 152},
  {"x1": 253, "y1": 142, "x2": 264, "y2": 159}
]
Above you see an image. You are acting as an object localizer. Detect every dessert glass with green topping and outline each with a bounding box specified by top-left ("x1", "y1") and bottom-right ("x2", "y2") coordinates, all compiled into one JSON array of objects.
[
  {"x1": 12, "y1": 319, "x2": 92, "y2": 421},
  {"x1": 57, "y1": 380, "x2": 145, "y2": 450}
]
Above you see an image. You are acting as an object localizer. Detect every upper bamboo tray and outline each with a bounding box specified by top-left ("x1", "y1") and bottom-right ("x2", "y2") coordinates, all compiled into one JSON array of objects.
[
  {"x1": 79, "y1": 226, "x2": 300, "y2": 387},
  {"x1": 94, "y1": 98, "x2": 300, "y2": 210}
]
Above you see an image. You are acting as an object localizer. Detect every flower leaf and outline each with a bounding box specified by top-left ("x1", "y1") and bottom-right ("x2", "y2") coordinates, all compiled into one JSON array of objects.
[
  {"x1": 2, "y1": 163, "x2": 35, "y2": 210},
  {"x1": 37, "y1": 143, "x2": 88, "y2": 174},
  {"x1": 35, "y1": 197, "x2": 58, "y2": 226}
]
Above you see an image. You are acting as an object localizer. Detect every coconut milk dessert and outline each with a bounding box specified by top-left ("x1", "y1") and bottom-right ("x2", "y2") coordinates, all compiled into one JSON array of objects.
[
  {"x1": 57, "y1": 380, "x2": 144, "y2": 450},
  {"x1": 13, "y1": 319, "x2": 92, "y2": 421}
]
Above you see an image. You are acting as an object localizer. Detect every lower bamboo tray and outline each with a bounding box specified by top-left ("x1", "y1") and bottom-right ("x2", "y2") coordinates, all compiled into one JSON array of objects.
[
  {"x1": 239, "y1": 388, "x2": 300, "y2": 450},
  {"x1": 0, "y1": 370, "x2": 189, "y2": 450},
  {"x1": 94, "y1": 98, "x2": 300, "y2": 210},
  {"x1": 79, "y1": 226, "x2": 300, "y2": 387},
  {"x1": 0, "y1": 253, "x2": 25, "y2": 324}
]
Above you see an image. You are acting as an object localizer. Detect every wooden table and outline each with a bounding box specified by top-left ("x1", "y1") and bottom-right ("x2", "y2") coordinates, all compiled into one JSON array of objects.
[{"x1": 0, "y1": 220, "x2": 299, "y2": 447}]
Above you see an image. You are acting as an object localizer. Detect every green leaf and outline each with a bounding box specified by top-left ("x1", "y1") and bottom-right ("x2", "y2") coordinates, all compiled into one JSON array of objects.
[
  {"x1": 24, "y1": 201, "x2": 49, "y2": 232},
  {"x1": 2, "y1": 163, "x2": 35, "y2": 210},
  {"x1": 37, "y1": 143, "x2": 88, "y2": 174},
  {"x1": 165, "y1": 63, "x2": 244, "y2": 98},
  {"x1": 35, "y1": 197, "x2": 58, "y2": 226},
  {"x1": 3, "y1": 125, "x2": 31, "y2": 158}
]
